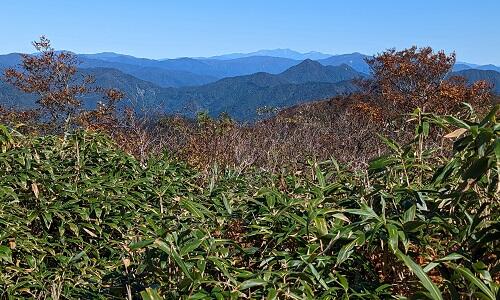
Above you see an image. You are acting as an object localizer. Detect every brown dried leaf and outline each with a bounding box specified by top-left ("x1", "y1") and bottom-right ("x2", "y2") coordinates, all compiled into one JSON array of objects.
[
  {"x1": 444, "y1": 128, "x2": 467, "y2": 139},
  {"x1": 31, "y1": 182, "x2": 39, "y2": 199}
]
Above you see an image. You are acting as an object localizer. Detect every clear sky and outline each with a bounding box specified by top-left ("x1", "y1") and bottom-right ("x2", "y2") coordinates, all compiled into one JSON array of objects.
[{"x1": 1, "y1": 0, "x2": 499, "y2": 64}]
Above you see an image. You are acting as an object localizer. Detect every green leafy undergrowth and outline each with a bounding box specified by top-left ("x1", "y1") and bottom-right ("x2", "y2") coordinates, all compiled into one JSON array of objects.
[{"x1": 0, "y1": 105, "x2": 498, "y2": 299}]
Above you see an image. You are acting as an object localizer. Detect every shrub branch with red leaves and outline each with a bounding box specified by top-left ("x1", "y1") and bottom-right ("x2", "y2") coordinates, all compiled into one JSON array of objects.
[
  {"x1": 362, "y1": 46, "x2": 492, "y2": 116},
  {"x1": 3, "y1": 36, "x2": 123, "y2": 132}
]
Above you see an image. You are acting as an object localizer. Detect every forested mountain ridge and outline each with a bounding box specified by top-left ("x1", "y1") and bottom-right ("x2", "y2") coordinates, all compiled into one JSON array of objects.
[
  {"x1": 0, "y1": 50, "x2": 499, "y2": 121},
  {"x1": 0, "y1": 61, "x2": 361, "y2": 120}
]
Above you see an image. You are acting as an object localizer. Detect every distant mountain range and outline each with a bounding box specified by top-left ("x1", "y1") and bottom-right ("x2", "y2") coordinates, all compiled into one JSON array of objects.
[
  {"x1": 0, "y1": 59, "x2": 363, "y2": 120},
  {"x1": 79, "y1": 57, "x2": 218, "y2": 87},
  {"x1": 205, "y1": 49, "x2": 333, "y2": 61},
  {"x1": 453, "y1": 62, "x2": 500, "y2": 73},
  {"x1": 79, "y1": 53, "x2": 300, "y2": 79},
  {"x1": 0, "y1": 49, "x2": 499, "y2": 121},
  {"x1": 160, "y1": 60, "x2": 362, "y2": 120},
  {"x1": 453, "y1": 69, "x2": 500, "y2": 94}
]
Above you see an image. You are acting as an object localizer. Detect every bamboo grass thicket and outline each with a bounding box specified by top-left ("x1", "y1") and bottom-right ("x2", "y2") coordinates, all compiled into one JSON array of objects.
[{"x1": 0, "y1": 105, "x2": 498, "y2": 299}]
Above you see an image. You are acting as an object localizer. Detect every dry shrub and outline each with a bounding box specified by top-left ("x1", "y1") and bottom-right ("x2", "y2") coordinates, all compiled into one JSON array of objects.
[
  {"x1": 0, "y1": 106, "x2": 42, "y2": 134},
  {"x1": 154, "y1": 96, "x2": 395, "y2": 172}
]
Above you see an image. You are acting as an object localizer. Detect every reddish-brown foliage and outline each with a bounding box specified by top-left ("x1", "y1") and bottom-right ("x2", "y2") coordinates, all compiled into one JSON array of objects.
[
  {"x1": 2, "y1": 36, "x2": 124, "y2": 132},
  {"x1": 364, "y1": 46, "x2": 492, "y2": 115},
  {"x1": 0, "y1": 105, "x2": 42, "y2": 134}
]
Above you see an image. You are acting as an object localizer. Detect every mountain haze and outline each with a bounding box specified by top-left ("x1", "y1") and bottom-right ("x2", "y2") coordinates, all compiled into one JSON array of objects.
[
  {"x1": 318, "y1": 53, "x2": 372, "y2": 74},
  {"x1": 208, "y1": 49, "x2": 332, "y2": 60},
  {"x1": 79, "y1": 57, "x2": 217, "y2": 87},
  {"x1": 80, "y1": 53, "x2": 300, "y2": 78}
]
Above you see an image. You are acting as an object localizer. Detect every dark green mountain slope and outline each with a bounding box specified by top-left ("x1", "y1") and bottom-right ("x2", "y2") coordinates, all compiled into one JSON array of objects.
[
  {"x1": 453, "y1": 69, "x2": 500, "y2": 94},
  {"x1": 279, "y1": 59, "x2": 364, "y2": 83},
  {"x1": 169, "y1": 80, "x2": 357, "y2": 120},
  {"x1": 159, "y1": 61, "x2": 363, "y2": 120},
  {"x1": 0, "y1": 63, "x2": 359, "y2": 121}
]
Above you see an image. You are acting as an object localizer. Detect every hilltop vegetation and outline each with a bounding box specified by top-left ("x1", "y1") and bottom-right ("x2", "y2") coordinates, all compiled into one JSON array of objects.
[
  {"x1": 1, "y1": 102, "x2": 498, "y2": 299},
  {"x1": 0, "y1": 39, "x2": 499, "y2": 299}
]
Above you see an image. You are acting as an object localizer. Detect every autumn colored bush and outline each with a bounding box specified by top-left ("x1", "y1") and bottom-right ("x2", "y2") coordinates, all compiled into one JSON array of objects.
[{"x1": 3, "y1": 37, "x2": 124, "y2": 133}]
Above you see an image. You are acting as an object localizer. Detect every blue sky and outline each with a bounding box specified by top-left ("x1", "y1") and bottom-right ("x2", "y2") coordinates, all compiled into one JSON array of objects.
[{"x1": 1, "y1": 0, "x2": 499, "y2": 64}]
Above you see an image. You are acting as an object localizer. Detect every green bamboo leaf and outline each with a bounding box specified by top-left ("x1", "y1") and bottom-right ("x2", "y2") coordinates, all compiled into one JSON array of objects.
[
  {"x1": 154, "y1": 239, "x2": 193, "y2": 280},
  {"x1": 238, "y1": 278, "x2": 267, "y2": 290},
  {"x1": 456, "y1": 266, "x2": 496, "y2": 300},
  {"x1": 266, "y1": 288, "x2": 278, "y2": 300},
  {"x1": 265, "y1": 192, "x2": 276, "y2": 208},
  {"x1": 129, "y1": 239, "x2": 155, "y2": 250},
  {"x1": 395, "y1": 250, "x2": 443, "y2": 300},
  {"x1": 309, "y1": 263, "x2": 329, "y2": 290},
  {"x1": 345, "y1": 205, "x2": 381, "y2": 221},
  {"x1": 495, "y1": 138, "x2": 500, "y2": 163},
  {"x1": 462, "y1": 157, "x2": 491, "y2": 181},
  {"x1": 479, "y1": 104, "x2": 499, "y2": 127},
  {"x1": 68, "y1": 222, "x2": 79, "y2": 237},
  {"x1": 209, "y1": 256, "x2": 236, "y2": 283},
  {"x1": 140, "y1": 288, "x2": 163, "y2": 300},
  {"x1": 368, "y1": 155, "x2": 396, "y2": 171},
  {"x1": 181, "y1": 198, "x2": 210, "y2": 220},
  {"x1": 402, "y1": 205, "x2": 416, "y2": 223},
  {"x1": 423, "y1": 253, "x2": 464, "y2": 273},
  {"x1": 336, "y1": 273, "x2": 349, "y2": 290},
  {"x1": 336, "y1": 233, "x2": 365, "y2": 266},
  {"x1": 331, "y1": 213, "x2": 350, "y2": 223},
  {"x1": 0, "y1": 245, "x2": 13, "y2": 263},
  {"x1": 180, "y1": 239, "x2": 202, "y2": 256},
  {"x1": 378, "y1": 135, "x2": 402, "y2": 153},
  {"x1": 423, "y1": 121, "x2": 430, "y2": 136},
  {"x1": 222, "y1": 194, "x2": 232, "y2": 214},
  {"x1": 445, "y1": 115, "x2": 471, "y2": 129},
  {"x1": 313, "y1": 217, "x2": 328, "y2": 236},
  {"x1": 386, "y1": 223, "x2": 399, "y2": 253},
  {"x1": 315, "y1": 164, "x2": 326, "y2": 188},
  {"x1": 71, "y1": 250, "x2": 86, "y2": 262}
]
